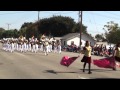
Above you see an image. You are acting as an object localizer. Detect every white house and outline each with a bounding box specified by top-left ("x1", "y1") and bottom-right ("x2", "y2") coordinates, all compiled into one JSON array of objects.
[{"x1": 61, "y1": 33, "x2": 96, "y2": 47}]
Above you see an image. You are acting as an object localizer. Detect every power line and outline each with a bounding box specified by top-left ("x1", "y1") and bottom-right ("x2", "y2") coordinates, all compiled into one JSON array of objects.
[
  {"x1": 42, "y1": 11, "x2": 77, "y2": 15},
  {"x1": 92, "y1": 14, "x2": 99, "y2": 34},
  {"x1": 9, "y1": 11, "x2": 77, "y2": 26},
  {"x1": 0, "y1": 11, "x2": 28, "y2": 16},
  {"x1": 10, "y1": 12, "x2": 37, "y2": 25},
  {"x1": 74, "y1": 18, "x2": 104, "y2": 28},
  {"x1": 103, "y1": 11, "x2": 120, "y2": 17},
  {"x1": 85, "y1": 11, "x2": 120, "y2": 21}
]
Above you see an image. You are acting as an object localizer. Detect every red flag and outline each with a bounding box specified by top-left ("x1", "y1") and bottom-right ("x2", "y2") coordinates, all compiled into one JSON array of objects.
[
  {"x1": 60, "y1": 56, "x2": 79, "y2": 67},
  {"x1": 93, "y1": 57, "x2": 115, "y2": 68}
]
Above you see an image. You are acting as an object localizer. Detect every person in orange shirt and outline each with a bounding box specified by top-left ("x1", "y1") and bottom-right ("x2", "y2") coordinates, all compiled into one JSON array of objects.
[{"x1": 81, "y1": 41, "x2": 92, "y2": 74}]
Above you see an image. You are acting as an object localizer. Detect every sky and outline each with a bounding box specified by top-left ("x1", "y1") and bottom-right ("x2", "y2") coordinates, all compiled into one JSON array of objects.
[{"x1": 1, "y1": 11, "x2": 120, "y2": 37}]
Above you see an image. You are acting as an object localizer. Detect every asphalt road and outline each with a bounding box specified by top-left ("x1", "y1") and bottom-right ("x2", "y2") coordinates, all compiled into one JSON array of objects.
[{"x1": 0, "y1": 43, "x2": 120, "y2": 79}]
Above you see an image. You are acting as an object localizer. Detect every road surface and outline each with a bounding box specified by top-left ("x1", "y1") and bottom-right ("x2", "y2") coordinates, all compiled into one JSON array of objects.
[{"x1": 0, "y1": 43, "x2": 120, "y2": 79}]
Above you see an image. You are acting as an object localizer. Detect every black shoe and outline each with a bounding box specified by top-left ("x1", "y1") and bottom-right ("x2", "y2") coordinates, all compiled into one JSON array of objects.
[
  {"x1": 88, "y1": 72, "x2": 92, "y2": 74},
  {"x1": 83, "y1": 69, "x2": 85, "y2": 72},
  {"x1": 113, "y1": 68, "x2": 116, "y2": 71}
]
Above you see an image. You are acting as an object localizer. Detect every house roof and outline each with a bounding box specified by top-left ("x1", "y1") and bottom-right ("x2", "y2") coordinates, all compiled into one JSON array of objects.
[
  {"x1": 61, "y1": 33, "x2": 95, "y2": 41},
  {"x1": 54, "y1": 37, "x2": 62, "y2": 40},
  {"x1": 61, "y1": 33, "x2": 80, "y2": 39}
]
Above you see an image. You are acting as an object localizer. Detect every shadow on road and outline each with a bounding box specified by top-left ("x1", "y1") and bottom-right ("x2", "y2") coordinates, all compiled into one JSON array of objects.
[
  {"x1": 43, "y1": 70, "x2": 81, "y2": 74},
  {"x1": 23, "y1": 53, "x2": 46, "y2": 56},
  {"x1": 0, "y1": 63, "x2": 3, "y2": 65},
  {"x1": 80, "y1": 69, "x2": 117, "y2": 72},
  {"x1": 44, "y1": 70, "x2": 57, "y2": 74}
]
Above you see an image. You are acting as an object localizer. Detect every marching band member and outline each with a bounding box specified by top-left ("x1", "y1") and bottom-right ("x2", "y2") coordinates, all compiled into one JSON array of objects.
[
  {"x1": 6, "y1": 40, "x2": 9, "y2": 51},
  {"x1": 16, "y1": 40, "x2": 19, "y2": 51},
  {"x1": 28, "y1": 41, "x2": 32, "y2": 51},
  {"x1": 35, "y1": 40, "x2": 39, "y2": 53},
  {"x1": 44, "y1": 40, "x2": 49, "y2": 55},
  {"x1": 49, "y1": 42, "x2": 52, "y2": 53},
  {"x1": 32, "y1": 40, "x2": 36, "y2": 53},
  {"x1": 23, "y1": 41, "x2": 27, "y2": 53},
  {"x1": 11, "y1": 41, "x2": 15, "y2": 53},
  {"x1": 53, "y1": 42, "x2": 57, "y2": 53},
  {"x1": 26, "y1": 40, "x2": 29, "y2": 52},
  {"x1": 57, "y1": 40, "x2": 61, "y2": 54},
  {"x1": 20, "y1": 37, "x2": 24, "y2": 53},
  {"x1": 18, "y1": 40, "x2": 21, "y2": 52},
  {"x1": 39, "y1": 41, "x2": 43, "y2": 52},
  {"x1": 40, "y1": 34, "x2": 46, "y2": 53}
]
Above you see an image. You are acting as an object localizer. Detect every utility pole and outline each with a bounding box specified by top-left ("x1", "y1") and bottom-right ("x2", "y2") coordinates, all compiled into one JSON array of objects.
[
  {"x1": 38, "y1": 11, "x2": 40, "y2": 22},
  {"x1": 79, "y1": 11, "x2": 82, "y2": 51},
  {"x1": 25, "y1": 27, "x2": 27, "y2": 39},
  {"x1": 7, "y1": 23, "x2": 11, "y2": 30},
  {"x1": 37, "y1": 11, "x2": 40, "y2": 39}
]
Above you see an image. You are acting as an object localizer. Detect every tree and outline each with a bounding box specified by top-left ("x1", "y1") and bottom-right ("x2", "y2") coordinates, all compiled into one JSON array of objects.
[
  {"x1": 13, "y1": 29, "x2": 19, "y2": 38},
  {"x1": 103, "y1": 21, "x2": 120, "y2": 44},
  {"x1": 107, "y1": 30, "x2": 120, "y2": 44},
  {"x1": 95, "y1": 34, "x2": 103, "y2": 41},
  {"x1": 0, "y1": 28, "x2": 5, "y2": 32},
  {"x1": 20, "y1": 22, "x2": 33, "y2": 29},
  {"x1": 0, "y1": 28, "x2": 5, "y2": 39},
  {"x1": 19, "y1": 22, "x2": 33, "y2": 39},
  {"x1": 38, "y1": 16, "x2": 76, "y2": 36},
  {"x1": 103, "y1": 21, "x2": 119, "y2": 33},
  {"x1": 22, "y1": 16, "x2": 88, "y2": 39},
  {"x1": 72, "y1": 23, "x2": 87, "y2": 33}
]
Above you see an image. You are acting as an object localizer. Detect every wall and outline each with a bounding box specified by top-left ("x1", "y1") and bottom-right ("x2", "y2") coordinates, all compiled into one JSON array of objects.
[
  {"x1": 67, "y1": 37, "x2": 80, "y2": 46},
  {"x1": 81, "y1": 34, "x2": 95, "y2": 46},
  {"x1": 61, "y1": 34, "x2": 96, "y2": 47}
]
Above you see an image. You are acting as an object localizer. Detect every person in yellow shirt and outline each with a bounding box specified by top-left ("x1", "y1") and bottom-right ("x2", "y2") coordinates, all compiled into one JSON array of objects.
[
  {"x1": 81, "y1": 41, "x2": 92, "y2": 74},
  {"x1": 113, "y1": 42, "x2": 120, "y2": 70}
]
